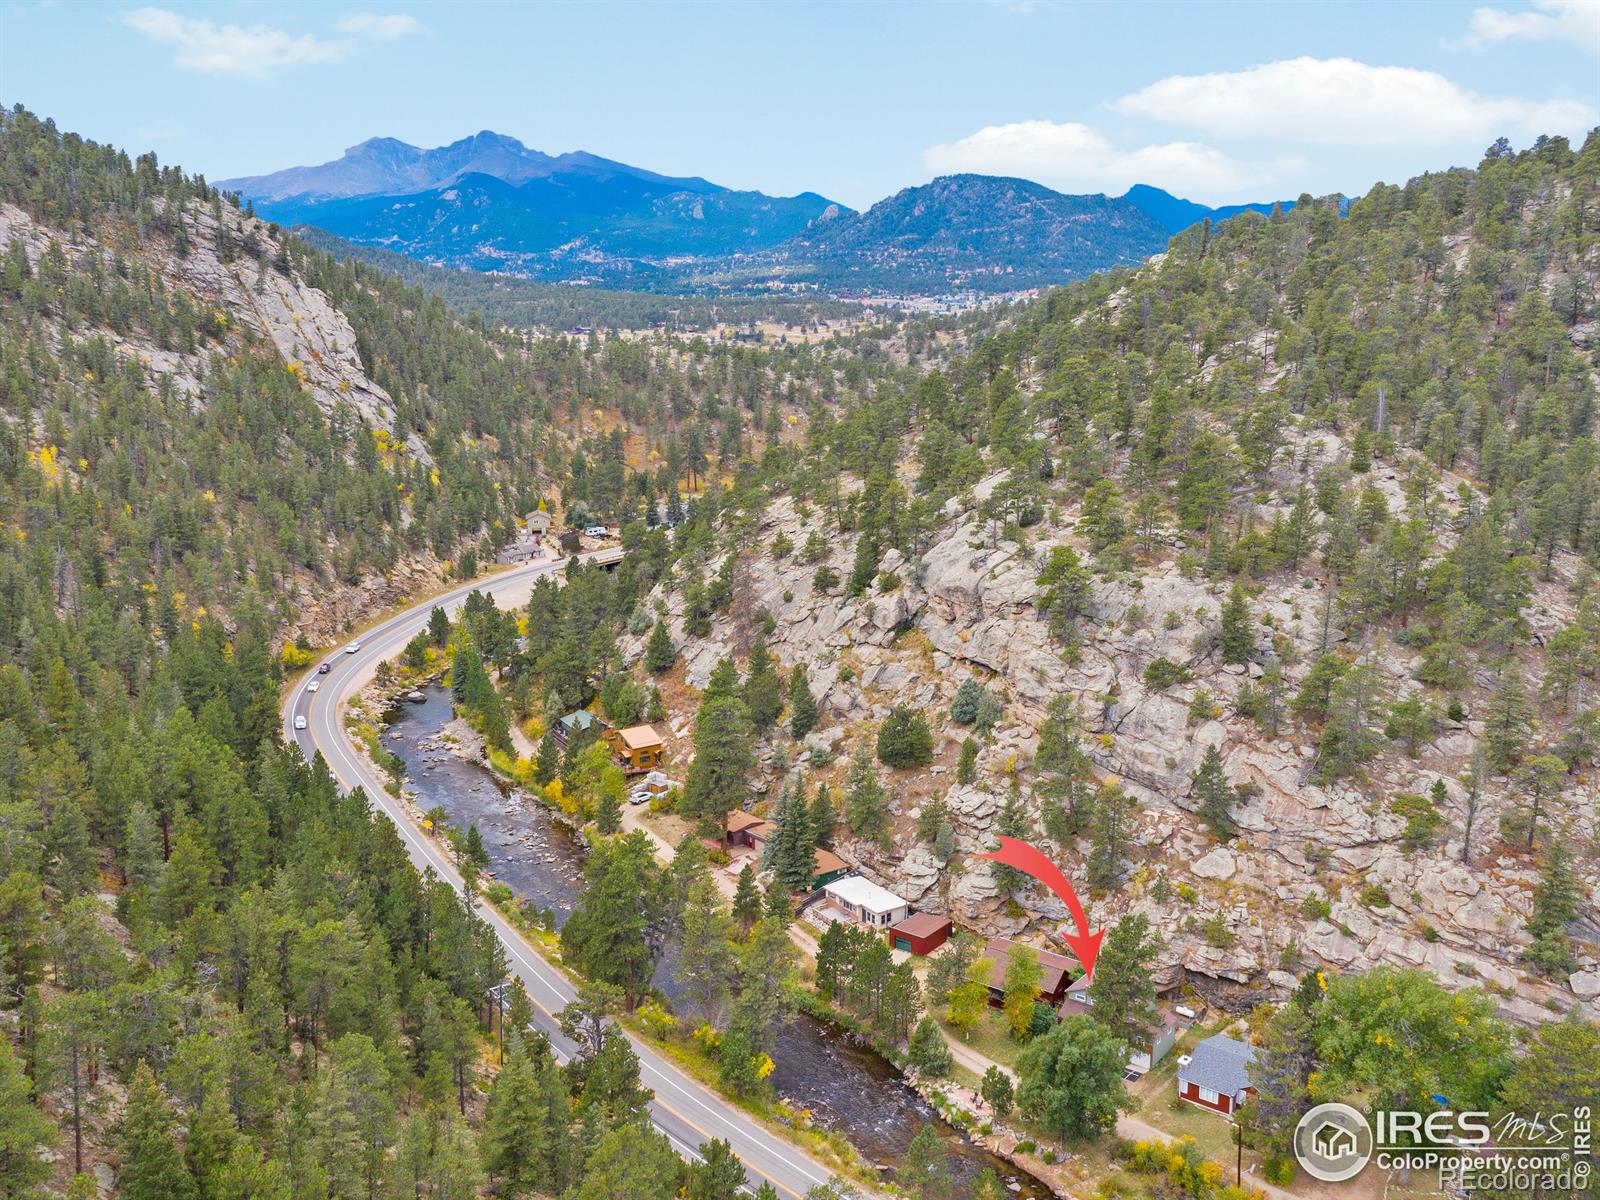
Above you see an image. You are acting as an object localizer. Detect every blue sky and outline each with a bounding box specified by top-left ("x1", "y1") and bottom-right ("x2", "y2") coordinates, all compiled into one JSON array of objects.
[{"x1": 2, "y1": 0, "x2": 1596, "y2": 208}]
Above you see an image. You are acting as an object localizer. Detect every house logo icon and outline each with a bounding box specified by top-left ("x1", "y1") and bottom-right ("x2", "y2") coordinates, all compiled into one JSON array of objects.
[{"x1": 1294, "y1": 1103, "x2": 1374, "y2": 1182}]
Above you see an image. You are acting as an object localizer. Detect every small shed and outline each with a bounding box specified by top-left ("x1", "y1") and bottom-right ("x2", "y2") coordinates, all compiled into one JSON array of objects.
[
  {"x1": 604, "y1": 723, "x2": 664, "y2": 774},
  {"x1": 524, "y1": 509, "x2": 553, "y2": 535},
  {"x1": 889, "y1": 912, "x2": 953, "y2": 955},
  {"x1": 822, "y1": 875, "x2": 910, "y2": 928},
  {"x1": 554, "y1": 709, "x2": 604, "y2": 748},
  {"x1": 1177, "y1": 1035, "x2": 1257, "y2": 1115}
]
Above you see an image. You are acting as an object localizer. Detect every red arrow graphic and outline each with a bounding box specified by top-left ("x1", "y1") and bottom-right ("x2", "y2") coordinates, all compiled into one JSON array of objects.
[{"x1": 976, "y1": 835, "x2": 1104, "y2": 980}]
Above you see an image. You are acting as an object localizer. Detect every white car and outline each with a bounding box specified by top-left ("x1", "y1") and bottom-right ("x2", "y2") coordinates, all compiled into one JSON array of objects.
[
  {"x1": 294, "y1": 715, "x2": 308, "y2": 730},
  {"x1": 628, "y1": 788, "x2": 652, "y2": 806},
  {"x1": 344, "y1": 641, "x2": 361, "y2": 654},
  {"x1": 305, "y1": 680, "x2": 319, "y2": 693}
]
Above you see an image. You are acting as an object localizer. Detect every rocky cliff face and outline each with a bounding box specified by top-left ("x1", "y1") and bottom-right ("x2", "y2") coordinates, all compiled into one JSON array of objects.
[
  {"x1": 0, "y1": 198, "x2": 429, "y2": 466},
  {"x1": 626, "y1": 449, "x2": 1598, "y2": 1025}
]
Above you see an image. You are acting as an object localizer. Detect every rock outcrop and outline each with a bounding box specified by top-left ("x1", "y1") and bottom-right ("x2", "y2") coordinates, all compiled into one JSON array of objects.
[{"x1": 624, "y1": 462, "x2": 1598, "y2": 1024}]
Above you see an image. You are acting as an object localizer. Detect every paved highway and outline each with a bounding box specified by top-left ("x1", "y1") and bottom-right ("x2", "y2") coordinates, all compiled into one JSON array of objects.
[{"x1": 282, "y1": 553, "x2": 835, "y2": 1198}]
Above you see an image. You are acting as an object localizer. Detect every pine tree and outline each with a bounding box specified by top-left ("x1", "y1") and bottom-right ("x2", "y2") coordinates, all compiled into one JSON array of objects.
[
  {"x1": 684, "y1": 1138, "x2": 746, "y2": 1200},
  {"x1": 594, "y1": 785, "x2": 621, "y2": 835},
  {"x1": 1085, "y1": 914, "x2": 1161, "y2": 1048},
  {"x1": 1036, "y1": 696, "x2": 1093, "y2": 838},
  {"x1": 844, "y1": 744, "x2": 891, "y2": 847},
  {"x1": 765, "y1": 777, "x2": 816, "y2": 894},
  {"x1": 483, "y1": 1037, "x2": 556, "y2": 1194},
  {"x1": 742, "y1": 634, "x2": 784, "y2": 732},
  {"x1": 980, "y1": 1065, "x2": 1014, "y2": 1118},
  {"x1": 644, "y1": 619, "x2": 676, "y2": 673},
  {"x1": 956, "y1": 736, "x2": 978, "y2": 786},
  {"x1": 1483, "y1": 663, "x2": 1532, "y2": 773},
  {"x1": 731, "y1": 865, "x2": 762, "y2": 932},
  {"x1": 787, "y1": 665, "x2": 818, "y2": 740},
  {"x1": 118, "y1": 1061, "x2": 198, "y2": 1200},
  {"x1": 675, "y1": 875, "x2": 738, "y2": 1023},
  {"x1": 682, "y1": 665, "x2": 754, "y2": 830},
  {"x1": 807, "y1": 781, "x2": 836, "y2": 848},
  {"x1": 0, "y1": 1037, "x2": 54, "y2": 1199},
  {"x1": 900, "y1": 1124, "x2": 952, "y2": 1199},
  {"x1": 1218, "y1": 582, "x2": 1254, "y2": 664},
  {"x1": 1191, "y1": 743, "x2": 1237, "y2": 840},
  {"x1": 951, "y1": 679, "x2": 984, "y2": 726},
  {"x1": 907, "y1": 1017, "x2": 953, "y2": 1076},
  {"x1": 1524, "y1": 840, "x2": 1579, "y2": 978},
  {"x1": 1246, "y1": 1000, "x2": 1317, "y2": 1156},
  {"x1": 1087, "y1": 783, "x2": 1135, "y2": 891},
  {"x1": 990, "y1": 789, "x2": 1031, "y2": 898},
  {"x1": 847, "y1": 533, "x2": 878, "y2": 597},
  {"x1": 534, "y1": 729, "x2": 562, "y2": 785},
  {"x1": 876, "y1": 706, "x2": 932, "y2": 768}
]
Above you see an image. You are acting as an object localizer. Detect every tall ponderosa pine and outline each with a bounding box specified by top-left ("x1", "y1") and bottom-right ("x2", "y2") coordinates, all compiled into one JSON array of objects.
[
  {"x1": 1191, "y1": 743, "x2": 1237, "y2": 840},
  {"x1": 644, "y1": 619, "x2": 676, "y2": 673},
  {"x1": 118, "y1": 1062, "x2": 198, "y2": 1200},
  {"x1": 765, "y1": 776, "x2": 816, "y2": 894},
  {"x1": 682, "y1": 661, "x2": 754, "y2": 829},
  {"x1": 742, "y1": 634, "x2": 784, "y2": 732},
  {"x1": 844, "y1": 744, "x2": 892, "y2": 847},
  {"x1": 1218, "y1": 582, "x2": 1255, "y2": 664},
  {"x1": 1085, "y1": 914, "x2": 1161, "y2": 1049},
  {"x1": 787, "y1": 665, "x2": 818, "y2": 740},
  {"x1": 1524, "y1": 839, "x2": 1580, "y2": 978}
]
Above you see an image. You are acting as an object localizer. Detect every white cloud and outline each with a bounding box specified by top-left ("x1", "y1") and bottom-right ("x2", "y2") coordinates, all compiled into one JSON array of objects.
[
  {"x1": 923, "y1": 119, "x2": 1287, "y2": 202},
  {"x1": 335, "y1": 12, "x2": 424, "y2": 40},
  {"x1": 122, "y1": 8, "x2": 421, "y2": 77},
  {"x1": 122, "y1": 8, "x2": 344, "y2": 76},
  {"x1": 1464, "y1": 0, "x2": 1600, "y2": 53},
  {"x1": 1111, "y1": 56, "x2": 1597, "y2": 146}
]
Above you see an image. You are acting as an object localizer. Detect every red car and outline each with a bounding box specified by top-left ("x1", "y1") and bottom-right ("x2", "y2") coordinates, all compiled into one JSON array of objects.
[{"x1": 318, "y1": 662, "x2": 332, "y2": 674}]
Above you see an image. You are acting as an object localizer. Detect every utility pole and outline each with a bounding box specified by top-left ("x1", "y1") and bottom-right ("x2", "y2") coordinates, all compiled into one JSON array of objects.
[{"x1": 487, "y1": 979, "x2": 510, "y2": 1065}]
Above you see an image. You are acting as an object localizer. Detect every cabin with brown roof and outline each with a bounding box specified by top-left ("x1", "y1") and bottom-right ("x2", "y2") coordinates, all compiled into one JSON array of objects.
[
  {"x1": 809, "y1": 848, "x2": 850, "y2": 890},
  {"x1": 725, "y1": 810, "x2": 772, "y2": 849},
  {"x1": 981, "y1": 937, "x2": 1075, "y2": 1007},
  {"x1": 603, "y1": 723, "x2": 664, "y2": 774}
]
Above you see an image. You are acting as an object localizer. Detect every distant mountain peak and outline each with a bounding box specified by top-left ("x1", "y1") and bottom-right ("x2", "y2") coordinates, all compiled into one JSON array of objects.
[{"x1": 1119, "y1": 183, "x2": 1299, "y2": 235}]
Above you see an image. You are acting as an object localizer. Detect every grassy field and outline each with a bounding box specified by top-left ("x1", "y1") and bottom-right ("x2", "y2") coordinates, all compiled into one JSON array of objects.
[{"x1": 934, "y1": 1007, "x2": 1028, "y2": 1070}]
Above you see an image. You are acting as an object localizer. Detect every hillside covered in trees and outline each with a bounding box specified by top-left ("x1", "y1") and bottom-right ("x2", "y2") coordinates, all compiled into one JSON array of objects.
[
  {"x1": 599, "y1": 131, "x2": 1600, "y2": 1026},
  {"x1": 0, "y1": 107, "x2": 860, "y2": 1199},
  {"x1": 3, "y1": 99, "x2": 1599, "y2": 1200}
]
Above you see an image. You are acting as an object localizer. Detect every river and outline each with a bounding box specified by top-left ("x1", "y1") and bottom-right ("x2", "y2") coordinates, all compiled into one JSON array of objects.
[{"x1": 385, "y1": 686, "x2": 1052, "y2": 1198}]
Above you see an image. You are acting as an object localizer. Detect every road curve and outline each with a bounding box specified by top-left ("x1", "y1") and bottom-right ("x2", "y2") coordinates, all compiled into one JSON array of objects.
[{"x1": 282, "y1": 554, "x2": 835, "y2": 1198}]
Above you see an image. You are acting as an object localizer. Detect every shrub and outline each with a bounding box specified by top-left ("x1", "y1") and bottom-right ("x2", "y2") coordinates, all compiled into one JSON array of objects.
[
  {"x1": 1143, "y1": 658, "x2": 1193, "y2": 691},
  {"x1": 1299, "y1": 895, "x2": 1332, "y2": 920},
  {"x1": 951, "y1": 678, "x2": 984, "y2": 725},
  {"x1": 1203, "y1": 911, "x2": 1235, "y2": 947},
  {"x1": 1359, "y1": 884, "x2": 1392, "y2": 908},
  {"x1": 813, "y1": 565, "x2": 840, "y2": 592},
  {"x1": 877, "y1": 706, "x2": 933, "y2": 768}
]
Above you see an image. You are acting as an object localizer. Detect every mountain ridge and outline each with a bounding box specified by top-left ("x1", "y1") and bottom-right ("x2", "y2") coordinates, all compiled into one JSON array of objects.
[{"x1": 226, "y1": 134, "x2": 1190, "y2": 293}]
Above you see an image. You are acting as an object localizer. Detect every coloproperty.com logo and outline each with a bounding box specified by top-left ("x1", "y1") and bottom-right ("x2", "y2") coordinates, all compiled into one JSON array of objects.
[{"x1": 1293, "y1": 1102, "x2": 1593, "y2": 1191}]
